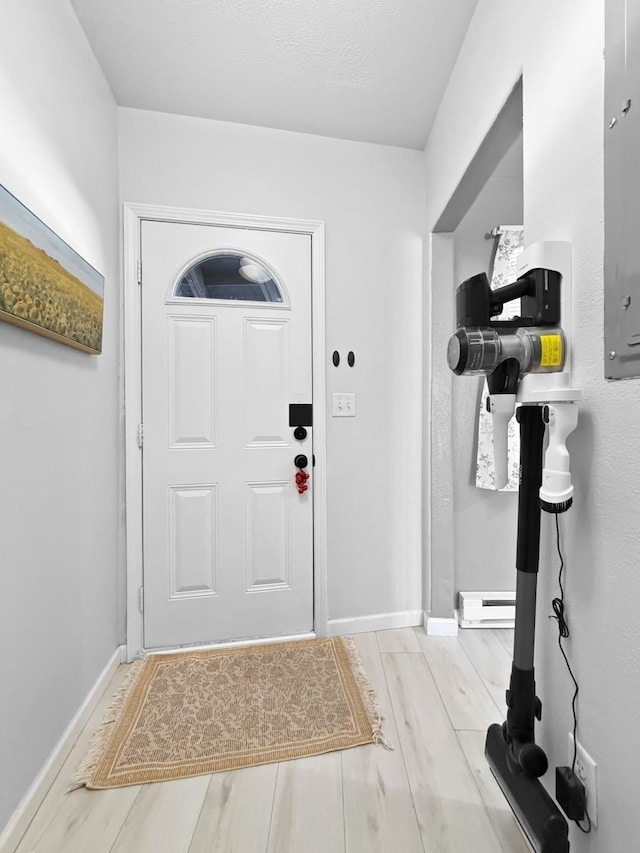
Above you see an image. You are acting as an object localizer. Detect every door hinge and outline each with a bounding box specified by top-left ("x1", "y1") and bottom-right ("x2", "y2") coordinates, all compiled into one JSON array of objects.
[
  {"x1": 137, "y1": 423, "x2": 144, "y2": 448},
  {"x1": 137, "y1": 259, "x2": 142, "y2": 285},
  {"x1": 138, "y1": 587, "x2": 144, "y2": 612}
]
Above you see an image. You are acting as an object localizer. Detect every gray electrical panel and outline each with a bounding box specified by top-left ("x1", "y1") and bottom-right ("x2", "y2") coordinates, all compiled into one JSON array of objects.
[{"x1": 604, "y1": 0, "x2": 640, "y2": 379}]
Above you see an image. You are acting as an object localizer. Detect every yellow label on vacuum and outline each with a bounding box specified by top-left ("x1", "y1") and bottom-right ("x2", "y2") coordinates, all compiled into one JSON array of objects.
[{"x1": 540, "y1": 334, "x2": 563, "y2": 367}]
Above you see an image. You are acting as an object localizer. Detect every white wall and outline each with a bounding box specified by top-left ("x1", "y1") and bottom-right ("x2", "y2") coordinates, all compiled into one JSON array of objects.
[
  {"x1": 0, "y1": 0, "x2": 120, "y2": 833},
  {"x1": 426, "y1": 0, "x2": 640, "y2": 848},
  {"x1": 452, "y1": 136, "x2": 523, "y2": 596},
  {"x1": 119, "y1": 108, "x2": 425, "y2": 629}
]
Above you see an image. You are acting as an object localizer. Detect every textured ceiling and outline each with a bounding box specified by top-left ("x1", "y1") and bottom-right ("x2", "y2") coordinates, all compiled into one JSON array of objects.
[{"x1": 70, "y1": 0, "x2": 478, "y2": 149}]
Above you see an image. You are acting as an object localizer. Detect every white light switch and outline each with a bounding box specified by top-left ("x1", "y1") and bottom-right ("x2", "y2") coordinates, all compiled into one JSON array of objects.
[{"x1": 332, "y1": 393, "x2": 356, "y2": 417}]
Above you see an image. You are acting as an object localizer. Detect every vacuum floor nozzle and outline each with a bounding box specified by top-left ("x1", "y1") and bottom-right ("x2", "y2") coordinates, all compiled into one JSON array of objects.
[{"x1": 485, "y1": 724, "x2": 569, "y2": 853}]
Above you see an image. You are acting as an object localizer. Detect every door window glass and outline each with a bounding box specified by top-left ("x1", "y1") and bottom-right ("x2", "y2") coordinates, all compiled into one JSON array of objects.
[{"x1": 174, "y1": 252, "x2": 283, "y2": 302}]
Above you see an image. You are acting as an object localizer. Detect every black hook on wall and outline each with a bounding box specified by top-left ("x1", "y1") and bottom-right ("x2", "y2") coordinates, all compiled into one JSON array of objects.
[{"x1": 333, "y1": 350, "x2": 356, "y2": 366}]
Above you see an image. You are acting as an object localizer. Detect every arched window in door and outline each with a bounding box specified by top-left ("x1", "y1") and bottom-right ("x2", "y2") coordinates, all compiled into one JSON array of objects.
[{"x1": 173, "y1": 251, "x2": 285, "y2": 303}]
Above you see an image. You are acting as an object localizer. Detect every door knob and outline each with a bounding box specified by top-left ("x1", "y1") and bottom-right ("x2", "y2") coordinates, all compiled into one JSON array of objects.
[{"x1": 294, "y1": 454, "x2": 308, "y2": 469}]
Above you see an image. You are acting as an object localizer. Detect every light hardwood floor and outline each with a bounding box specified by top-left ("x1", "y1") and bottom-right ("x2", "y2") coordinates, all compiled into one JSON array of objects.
[{"x1": 13, "y1": 627, "x2": 533, "y2": 853}]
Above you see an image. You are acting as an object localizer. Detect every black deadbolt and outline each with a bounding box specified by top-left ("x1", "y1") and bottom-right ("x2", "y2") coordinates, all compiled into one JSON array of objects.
[
  {"x1": 294, "y1": 426, "x2": 307, "y2": 440},
  {"x1": 294, "y1": 454, "x2": 308, "y2": 469},
  {"x1": 332, "y1": 350, "x2": 340, "y2": 367},
  {"x1": 289, "y1": 403, "x2": 312, "y2": 427},
  {"x1": 347, "y1": 351, "x2": 355, "y2": 367}
]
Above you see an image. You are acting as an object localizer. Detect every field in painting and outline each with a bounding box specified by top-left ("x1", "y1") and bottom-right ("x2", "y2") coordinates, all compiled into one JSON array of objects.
[{"x1": 0, "y1": 220, "x2": 103, "y2": 352}]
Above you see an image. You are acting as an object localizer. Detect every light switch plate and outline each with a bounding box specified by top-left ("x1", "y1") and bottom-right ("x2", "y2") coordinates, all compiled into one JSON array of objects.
[{"x1": 332, "y1": 393, "x2": 356, "y2": 417}]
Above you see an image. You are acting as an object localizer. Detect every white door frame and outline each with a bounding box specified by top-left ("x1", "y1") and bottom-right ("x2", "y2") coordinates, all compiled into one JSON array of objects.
[{"x1": 123, "y1": 203, "x2": 328, "y2": 661}]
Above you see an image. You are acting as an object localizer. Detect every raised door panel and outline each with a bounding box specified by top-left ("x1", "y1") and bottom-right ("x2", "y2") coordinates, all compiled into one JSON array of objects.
[
  {"x1": 245, "y1": 481, "x2": 291, "y2": 592},
  {"x1": 168, "y1": 316, "x2": 217, "y2": 448},
  {"x1": 243, "y1": 319, "x2": 290, "y2": 447},
  {"x1": 169, "y1": 485, "x2": 219, "y2": 599}
]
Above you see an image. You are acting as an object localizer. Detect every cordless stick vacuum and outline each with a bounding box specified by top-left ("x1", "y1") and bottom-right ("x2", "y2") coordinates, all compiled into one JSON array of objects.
[{"x1": 447, "y1": 242, "x2": 581, "y2": 853}]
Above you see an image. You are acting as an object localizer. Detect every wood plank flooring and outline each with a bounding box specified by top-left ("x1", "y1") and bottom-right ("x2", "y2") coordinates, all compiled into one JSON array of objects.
[{"x1": 13, "y1": 627, "x2": 531, "y2": 853}]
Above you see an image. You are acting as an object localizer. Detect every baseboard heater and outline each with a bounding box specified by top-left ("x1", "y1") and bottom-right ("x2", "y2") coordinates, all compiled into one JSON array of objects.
[{"x1": 458, "y1": 591, "x2": 515, "y2": 628}]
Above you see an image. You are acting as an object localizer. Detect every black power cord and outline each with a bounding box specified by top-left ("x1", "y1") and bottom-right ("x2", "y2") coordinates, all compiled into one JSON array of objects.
[{"x1": 550, "y1": 513, "x2": 592, "y2": 834}]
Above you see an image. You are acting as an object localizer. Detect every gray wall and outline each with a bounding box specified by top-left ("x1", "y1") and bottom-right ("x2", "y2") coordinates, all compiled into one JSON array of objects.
[
  {"x1": 0, "y1": 0, "x2": 121, "y2": 832},
  {"x1": 452, "y1": 135, "x2": 523, "y2": 597},
  {"x1": 425, "y1": 0, "x2": 640, "y2": 847},
  {"x1": 119, "y1": 108, "x2": 426, "y2": 628}
]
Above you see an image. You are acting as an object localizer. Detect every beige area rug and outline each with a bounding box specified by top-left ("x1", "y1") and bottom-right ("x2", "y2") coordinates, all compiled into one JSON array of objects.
[{"x1": 72, "y1": 636, "x2": 389, "y2": 790}]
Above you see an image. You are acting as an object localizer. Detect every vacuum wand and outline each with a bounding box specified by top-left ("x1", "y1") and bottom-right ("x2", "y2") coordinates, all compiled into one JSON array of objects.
[{"x1": 484, "y1": 406, "x2": 569, "y2": 853}]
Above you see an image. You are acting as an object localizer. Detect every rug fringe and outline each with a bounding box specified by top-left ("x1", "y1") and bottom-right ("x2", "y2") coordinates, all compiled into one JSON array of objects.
[
  {"x1": 339, "y1": 637, "x2": 393, "y2": 750},
  {"x1": 69, "y1": 659, "x2": 145, "y2": 790}
]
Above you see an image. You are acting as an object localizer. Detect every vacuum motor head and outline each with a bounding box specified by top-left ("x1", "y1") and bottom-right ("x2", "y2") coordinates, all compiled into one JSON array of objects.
[{"x1": 447, "y1": 327, "x2": 566, "y2": 378}]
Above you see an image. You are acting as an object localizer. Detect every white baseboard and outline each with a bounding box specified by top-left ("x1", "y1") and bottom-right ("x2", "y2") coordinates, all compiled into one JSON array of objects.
[
  {"x1": 424, "y1": 613, "x2": 459, "y2": 637},
  {"x1": 327, "y1": 610, "x2": 422, "y2": 636},
  {"x1": 0, "y1": 644, "x2": 125, "y2": 852}
]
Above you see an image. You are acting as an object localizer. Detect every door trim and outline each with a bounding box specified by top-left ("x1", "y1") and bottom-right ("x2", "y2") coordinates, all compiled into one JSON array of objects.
[{"x1": 123, "y1": 203, "x2": 327, "y2": 661}]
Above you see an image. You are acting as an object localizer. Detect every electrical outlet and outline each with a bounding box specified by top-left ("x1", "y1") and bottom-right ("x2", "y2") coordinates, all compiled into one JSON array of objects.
[{"x1": 569, "y1": 733, "x2": 598, "y2": 826}]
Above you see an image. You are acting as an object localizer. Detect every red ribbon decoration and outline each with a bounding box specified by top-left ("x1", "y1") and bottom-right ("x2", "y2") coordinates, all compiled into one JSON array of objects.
[{"x1": 295, "y1": 469, "x2": 310, "y2": 494}]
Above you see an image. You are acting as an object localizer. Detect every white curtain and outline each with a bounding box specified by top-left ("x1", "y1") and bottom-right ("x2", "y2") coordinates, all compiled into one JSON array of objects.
[{"x1": 475, "y1": 226, "x2": 524, "y2": 491}]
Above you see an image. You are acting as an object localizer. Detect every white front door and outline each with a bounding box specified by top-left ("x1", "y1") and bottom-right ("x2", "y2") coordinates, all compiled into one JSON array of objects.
[{"x1": 140, "y1": 220, "x2": 313, "y2": 649}]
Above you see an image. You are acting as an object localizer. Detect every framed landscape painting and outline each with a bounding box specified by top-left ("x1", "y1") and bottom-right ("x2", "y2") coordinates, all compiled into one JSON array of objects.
[{"x1": 0, "y1": 184, "x2": 104, "y2": 354}]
